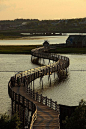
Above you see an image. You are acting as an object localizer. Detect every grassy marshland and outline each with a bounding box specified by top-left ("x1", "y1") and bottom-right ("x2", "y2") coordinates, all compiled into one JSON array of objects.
[{"x1": 0, "y1": 45, "x2": 86, "y2": 54}]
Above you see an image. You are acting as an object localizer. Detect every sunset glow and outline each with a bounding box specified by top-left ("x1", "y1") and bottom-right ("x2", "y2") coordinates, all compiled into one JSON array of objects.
[{"x1": 0, "y1": 0, "x2": 86, "y2": 20}]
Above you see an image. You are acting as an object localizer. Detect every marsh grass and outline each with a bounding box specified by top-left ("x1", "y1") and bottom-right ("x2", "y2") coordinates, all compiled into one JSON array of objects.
[
  {"x1": 51, "y1": 47, "x2": 86, "y2": 54},
  {"x1": 0, "y1": 45, "x2": 86, "y2": 54},
  {"x1": 0, "y1": 45, "x2": 42, "y2": 54}
]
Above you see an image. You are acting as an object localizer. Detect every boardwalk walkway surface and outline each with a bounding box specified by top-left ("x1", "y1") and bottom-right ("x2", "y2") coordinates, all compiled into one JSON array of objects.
[
  {"x1": 12, "y1": 85, "x2": 60, "y2": 129},
  {"x1": 8, "y1": 45, "x2": 69, "y2": 129}
]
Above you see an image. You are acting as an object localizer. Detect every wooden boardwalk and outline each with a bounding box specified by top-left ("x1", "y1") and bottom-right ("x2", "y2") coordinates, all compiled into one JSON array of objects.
[
  {"x1": 12, "y1": 85, "x2": 60, "y2": 129},
  {"x1": 8, "y1": 45, "x2": 69, "y2": 129}
]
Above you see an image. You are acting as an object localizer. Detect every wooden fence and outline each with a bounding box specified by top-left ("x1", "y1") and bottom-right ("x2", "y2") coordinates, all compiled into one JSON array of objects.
[{"x1": 8, "y1": 79, "x2": 37, "y2": 129}]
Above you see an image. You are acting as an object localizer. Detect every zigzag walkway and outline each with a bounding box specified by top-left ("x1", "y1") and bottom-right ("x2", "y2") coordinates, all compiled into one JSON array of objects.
[{"x1": 8, "y1": 46, "x2": 69, "y2": 129}]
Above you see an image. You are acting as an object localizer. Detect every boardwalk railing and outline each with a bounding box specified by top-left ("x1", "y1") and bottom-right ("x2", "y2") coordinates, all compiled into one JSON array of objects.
[
  {"x1": 27, "y1": 87, "x2": 59, "y2": 111},
  {"x1": 8, "y1": 79, "x2": 37, "y2": 129},
  {"x1": 8, "y1": 46, "x2": 69, "y2": 129}
]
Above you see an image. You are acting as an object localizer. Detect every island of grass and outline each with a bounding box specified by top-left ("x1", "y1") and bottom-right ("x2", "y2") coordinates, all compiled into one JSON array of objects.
[{"x1": 0, "y1": 45, "x2": 86, "y2": 54}]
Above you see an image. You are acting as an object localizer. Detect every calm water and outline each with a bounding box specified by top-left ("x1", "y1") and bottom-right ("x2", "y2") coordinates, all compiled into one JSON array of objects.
[
  {"x1": 0, "y1": 34, "x2": 86, "y2": 115},
  {"x1": 0, "y1": 33, "x2": 86, "y2": 45},
  {"x1": 0, "y1": 36, "x2": 68, "y2": 45},
  {"x1": 0, "y1": 54, "x2": 86, "y2": 115},
  {"x1": 0, "y1": 54, "x2": 38, "y2": 114},
  {"x1": 38, "y1": 54, "x2": 86, "y2": 106}
]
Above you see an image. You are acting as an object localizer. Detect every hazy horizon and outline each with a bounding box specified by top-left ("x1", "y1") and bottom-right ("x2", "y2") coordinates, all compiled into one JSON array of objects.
[
  {"x1": 0, "y1": 0, "x2": 86, "y2": 20},
  {"x1": 1, "y1": 17, "x2": 86, "y2": 21}
]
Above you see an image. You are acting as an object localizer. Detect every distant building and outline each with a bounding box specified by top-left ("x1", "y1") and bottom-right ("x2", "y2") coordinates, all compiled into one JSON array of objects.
[
  {"x1": 43, "y1": 41, "x2": 50, "y2": 51},
  {"x1": 43, "y1": 40, "x2": 49, "y2": 47},
  {"x1": 66, "y1": 35, "x2": 86, "y2": 47}
]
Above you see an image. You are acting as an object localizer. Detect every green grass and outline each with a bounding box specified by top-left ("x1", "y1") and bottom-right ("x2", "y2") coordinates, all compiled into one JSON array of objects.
[
  {"x1": 0, "y1": 45, "x2": 42, "y2": 54},
  {"x1": 50, "y1": 47, "x2": 86, "y2": 54},
  {"x1": 0, "y1": 45, "x2": 86, "y2": 54}
]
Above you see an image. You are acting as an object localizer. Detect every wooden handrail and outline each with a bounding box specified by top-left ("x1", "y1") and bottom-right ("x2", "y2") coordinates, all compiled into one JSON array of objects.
[{"x1": 8, "y1": 46, "x2": 69, "y2": 129}]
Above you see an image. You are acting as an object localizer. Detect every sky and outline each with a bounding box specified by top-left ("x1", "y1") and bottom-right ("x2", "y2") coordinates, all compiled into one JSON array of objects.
[{"x1": 0, "y1": 0, "x2": 86, "y2": 20}]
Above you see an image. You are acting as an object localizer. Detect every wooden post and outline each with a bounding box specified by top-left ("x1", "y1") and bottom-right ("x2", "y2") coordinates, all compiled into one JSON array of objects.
[
  {"x1": 38, "y1": 71, "x2": 39, "y2": 78},
  {"x1": 43, "y1": 58, "x2": 45, "y2": 64},
  {"x1": 55, "y1": 101, "x2": 57, "y2": 111},
  {"x1": 33, "y1": 80, "x2": 34, "y2": 91},
  {"x1": 40, "y1": 94, "x2": 43, "y2": 103},
  {"x1": 18, "y1": 94, "x2": 20, "y2": 112},
  {"x1": 23, "y1": 96, "x2": 25, "y2": 128},
  {"x1": 33, "y1": 90, "x2": 35, "y2": 99},
  {"x1": 27, "y1": 99, "x2": 29, "y2": 110},
  {"x1": 30, "y1": 76, "x2": 32, "y2": 89},
  {"x1": 42, "y1": 80, "x2": 43, "y2": 89},
  {"x1": 40, "y1": 77, "x2": 41, "y2": 86},
  {"x1": 36, "y1": 92, "x2": 38, "y2": 101},
  {"x1": 15, "y1": 74, "x2": 17, "y2": 82},
  {"x1": 31, "y1": 89, "x2": 32, "y2": 98},
  {"x1": 21, "y1": 73, "x2": 22, "y2": 83},
  {"x1": 12, "y1": 91, "x2": 14, "y2": 101},
  {"x1": 15, "y1": 93, "x2": 17, "y2": 113},
  {"x1": 40, "y1": 57, "x2": 41, "y2": 64},
  {"x1": 54, "y1": 71, "x2": 55, "y2": 78},
  {"x1": 50, "y1": 99, "x2": 52, "y2": 108},
  {"x1": 48, "y1": 75, "x2": 50, "y2": 81},
  {"x1": 49, "y1": 59, "x2": 50, "y2": 64},
  {"x1": 31, "y1": 55, "x2": 33, "y2": 62},
  {"x1": 43, "y1": 69, "x2": 44, "y2": 76},
  {"x1": 11, "y1": 100, "x2": 13, "y2": 114},
  {"x1": 66, "y1": 68, "x2": 67, "y2": 76},
  {"x1": 45, "y1": 96, "x2": 47, "y2": 106},
  {"x1": 49, "y1": 77, "x2": 51, "y2": 87},
  {"x1": 49, "y1": 67, "x2": 50, "y2": 77},
  {"x1": 46, "y1": 67, "x2": 47, "y2": 75}
]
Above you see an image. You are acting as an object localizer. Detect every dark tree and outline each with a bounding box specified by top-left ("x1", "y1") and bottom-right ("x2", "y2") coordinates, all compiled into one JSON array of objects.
[
  {"x1": 0, "y1": 113, "x2": 21, "y2": 129},
  {"x1": 63, "y1": 99, "x2": 86, "y2": 129}
]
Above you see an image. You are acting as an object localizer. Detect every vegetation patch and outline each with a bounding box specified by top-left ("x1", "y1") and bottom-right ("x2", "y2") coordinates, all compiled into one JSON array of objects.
[
  {"x1": 0, "y1": 113, "x2": 21, "y2": 129},
  {"x1": 0, "y1": 45, "x2": 42, "y2": 54},
  {"x1": 0, "y1": 45, "x2": 86, "y2": 54},
  {"x1": 50, "y1": 47, "x2": 86, "y2": 54},
  {"x1": 63, "y1": 99, "x2": 86, "y2": 129}
]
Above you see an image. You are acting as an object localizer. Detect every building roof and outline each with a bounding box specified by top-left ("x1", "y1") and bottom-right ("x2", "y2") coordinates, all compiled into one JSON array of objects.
[
  {"x1": 67, "y1": 35, "x2": 86, "y2": 43},
  {"x1": 43, "y1": 40, "x2": 49, "y2": 46},
  {"x1": 66, "y1": 35, "x2": 86, "y2": 47}
]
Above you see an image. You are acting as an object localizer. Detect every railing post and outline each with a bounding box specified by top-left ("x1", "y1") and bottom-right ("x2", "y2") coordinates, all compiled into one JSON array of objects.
[
  {"x1": 13, "y1": 91, "x2": 14, "y2": 101},
  {"x1": 45, "y1": 96, "x2": 47, "y2": 106},
  {"x1": 11, "y1": 76, "x2": 15, "y2": 87},
  {"x1": 50, "y1": 99, "x2": 52, "y2": 108},
  {"x1": 15, "y1": 74, "x2": 17, "y2": 82},
  {"x1": 15, "y1": 93, "x2": 17, "y2": 113},
  {"x1": 22, "y1": 96, "x2": 25, "y2": 128},
  {"x1": 40, "y1": 94, "x2": 43, "y2": 103},
  {"x1": 11, "y1": 100, "x2": 13, "y2": 114},
  {"x1": 36, "y1": 92, "x2": 38, "y2": 101},
  {"x1": 31, "y1": 89, "x2": 32, "y2": 98},
  {"x1": 18, "y1": 94, "x2": 20, "y2": 112},
  {"x1": 55, "y1": 101, "x2": 57, "y2": 111},
  {"x1": 32, "y1": 90, "x2": 34, "y2": 99},
  {"x1": 21, "y1": 73, "x2": 23, "y2": 83}
]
